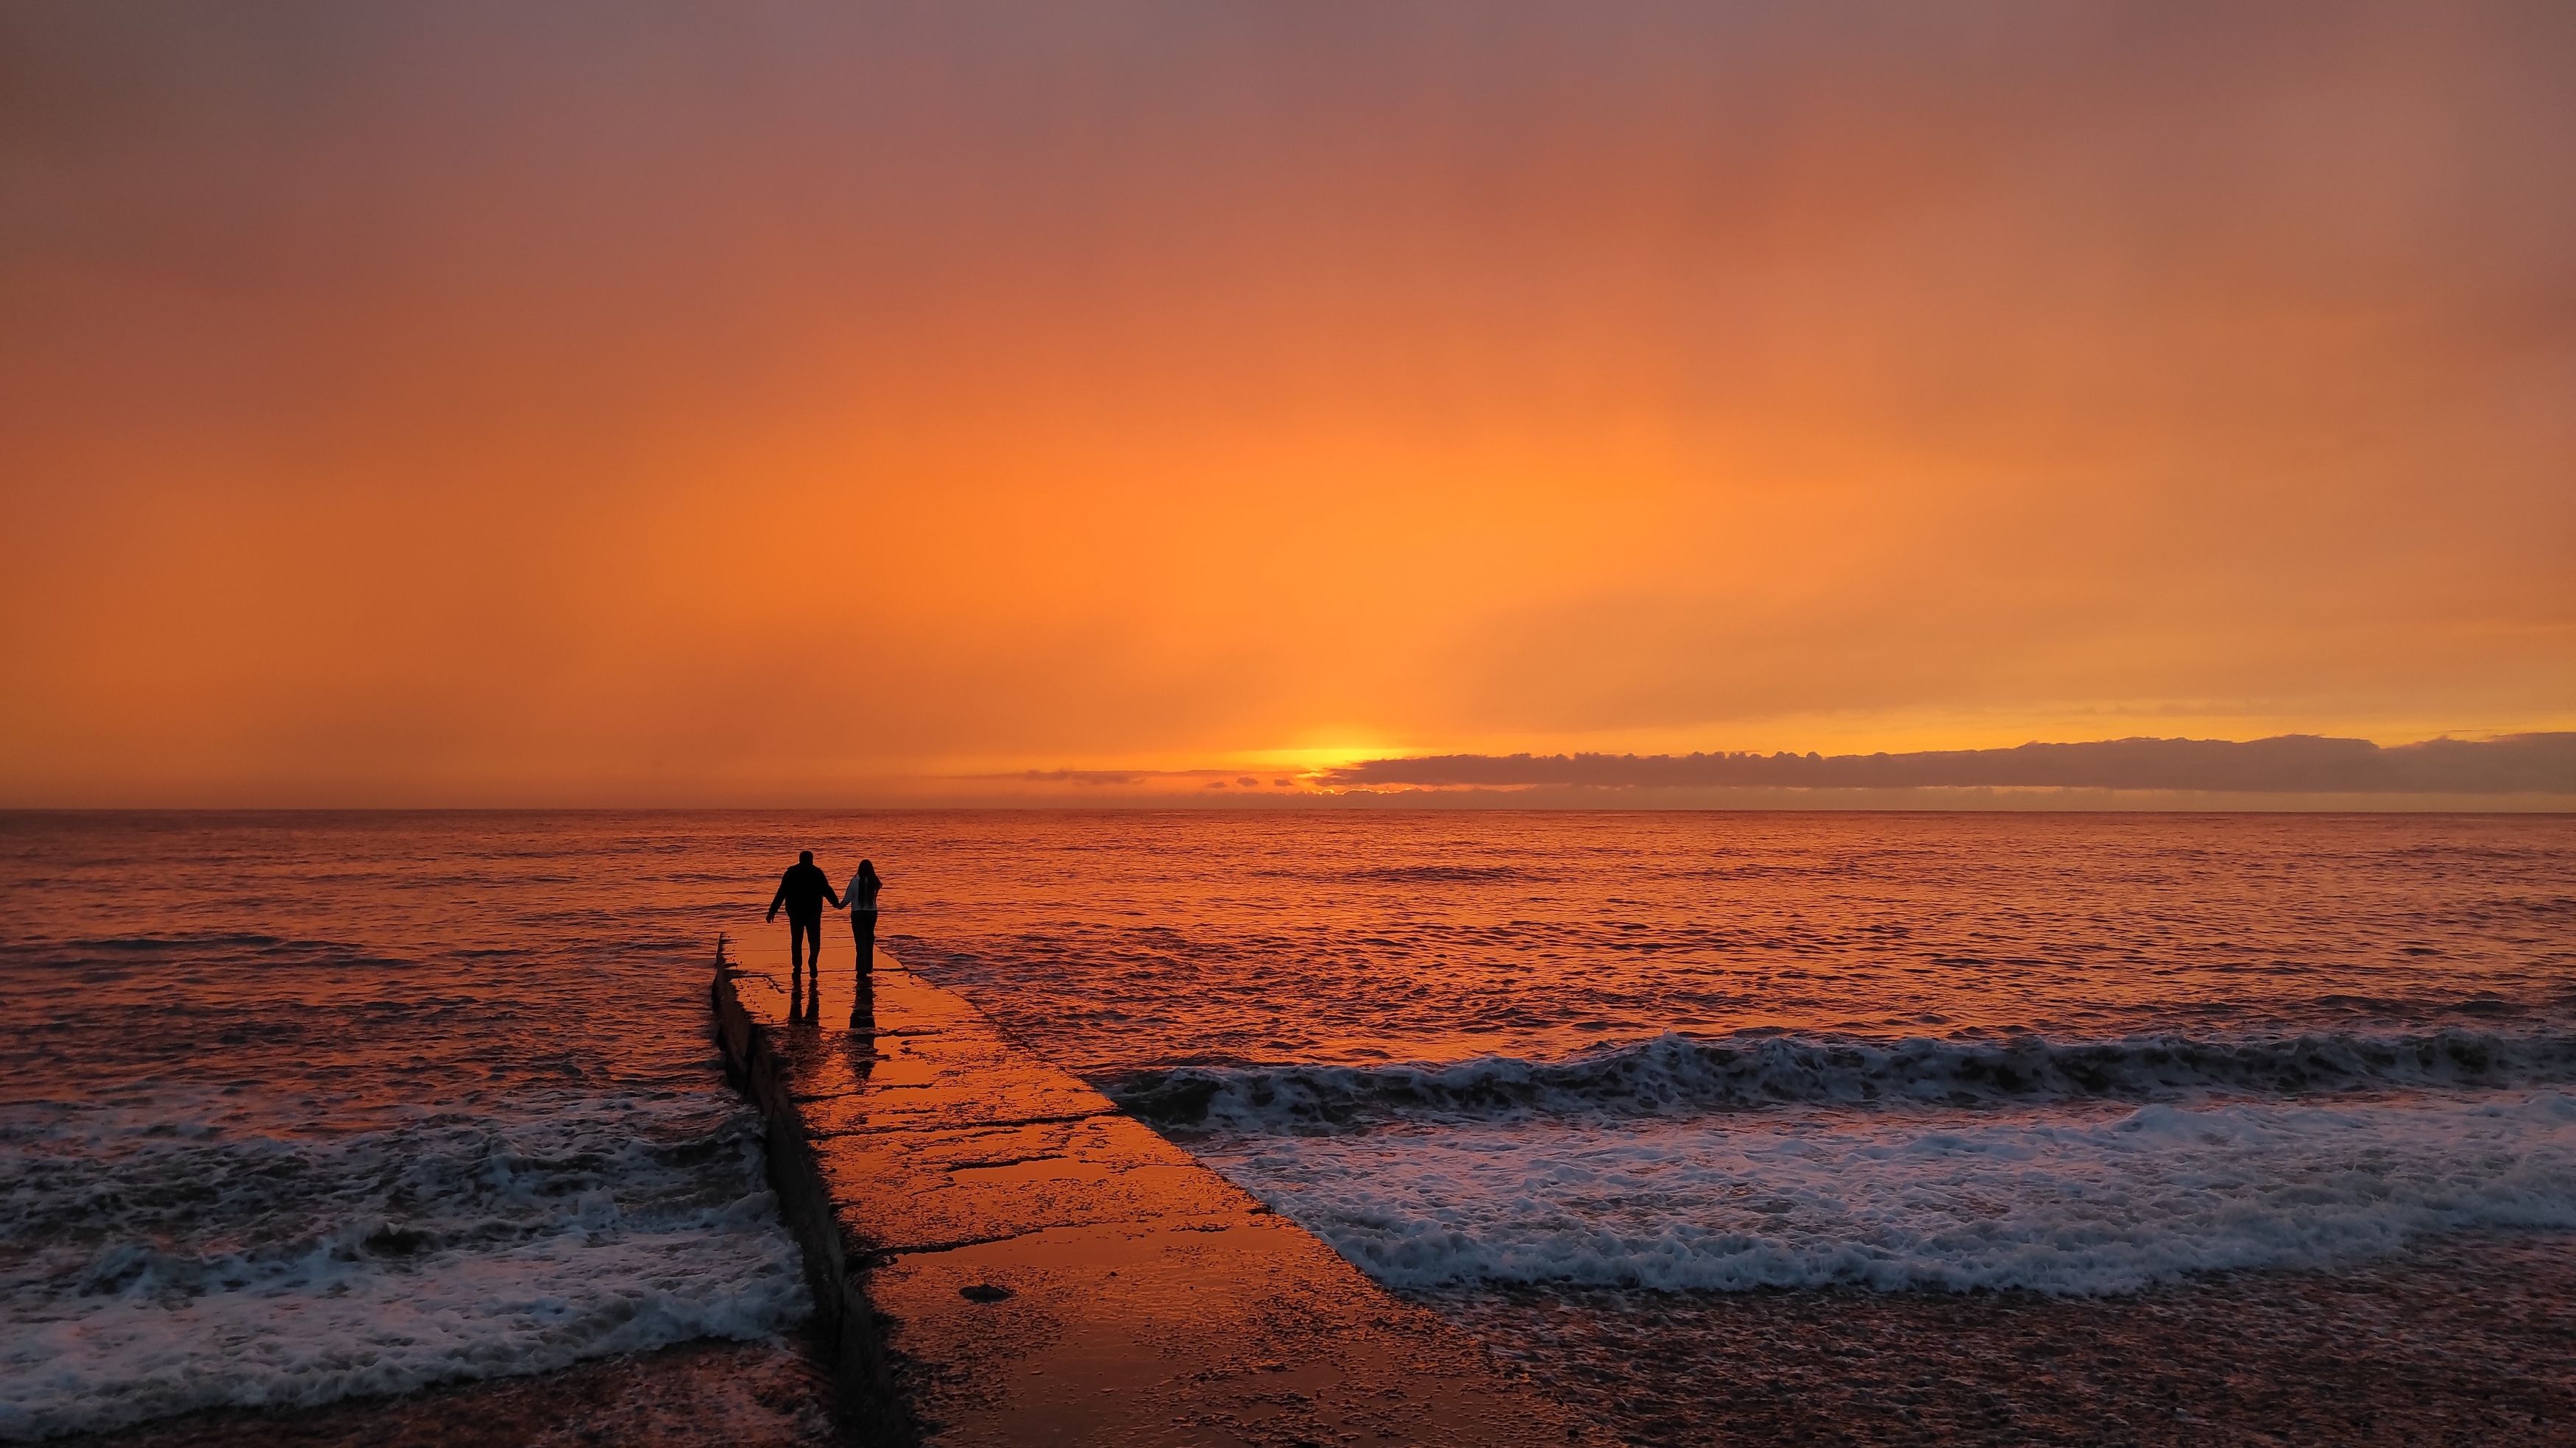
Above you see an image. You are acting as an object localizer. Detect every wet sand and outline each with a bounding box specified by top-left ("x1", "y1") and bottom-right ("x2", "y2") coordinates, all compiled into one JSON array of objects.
[
  {"x1": 59, "y1": 1337, "x2": 841, "y2": 1448},
  {"x1": 1436, "y1": 1232, "x2": 2576, "y2": 1447}
]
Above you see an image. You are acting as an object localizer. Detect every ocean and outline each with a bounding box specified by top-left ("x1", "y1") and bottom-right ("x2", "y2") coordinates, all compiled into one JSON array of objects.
[{"x1": 5, "y1": 811, "x2": 2572, "y2": 1443}]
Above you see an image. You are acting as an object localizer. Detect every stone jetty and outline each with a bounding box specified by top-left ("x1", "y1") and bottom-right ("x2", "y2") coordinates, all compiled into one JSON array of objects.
[{"x1": 710, "y1": 943, "x2": 1601, "y2": 1447}]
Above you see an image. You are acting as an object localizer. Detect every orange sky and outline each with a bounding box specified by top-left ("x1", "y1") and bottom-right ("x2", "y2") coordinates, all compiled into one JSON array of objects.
[{"x1": 4, "y1": 4, "x2": 2572, "y2": 805}]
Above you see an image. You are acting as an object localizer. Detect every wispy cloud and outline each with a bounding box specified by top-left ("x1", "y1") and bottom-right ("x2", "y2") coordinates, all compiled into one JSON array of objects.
[{"x1": 1003, "y1": 767, "x2": 1309, "y2": 792}]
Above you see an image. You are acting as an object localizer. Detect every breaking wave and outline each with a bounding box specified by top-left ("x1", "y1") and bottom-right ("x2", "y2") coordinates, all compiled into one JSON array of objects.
[
  {"x1": 1110, "y1": 1028, "x2": 2576, "y2": 1131},
  {"x1": 1189, "y1": 1090, "x2": 2576, "y2": 1296},
  {"x1": 0, "y1": 1099, "x2": 809, "y2": 1441}
]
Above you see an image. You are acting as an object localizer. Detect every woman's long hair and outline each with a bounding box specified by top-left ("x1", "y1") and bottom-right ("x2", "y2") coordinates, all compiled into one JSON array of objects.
[{"x1": 856, "y1": 859, "x2": 880, "y2": 889}]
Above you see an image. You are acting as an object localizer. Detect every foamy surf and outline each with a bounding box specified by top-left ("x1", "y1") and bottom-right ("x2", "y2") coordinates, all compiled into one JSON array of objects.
[
  {"x1": 1188, "y1": 1090, "x2": 2576, "y2": 1296},
  {"x1": 0, "y1": 1099, "x2": 809, "y2": 1441},
  {"x1": 1111, "y1": 1027, "x2": 2576, "y2": 1130}
]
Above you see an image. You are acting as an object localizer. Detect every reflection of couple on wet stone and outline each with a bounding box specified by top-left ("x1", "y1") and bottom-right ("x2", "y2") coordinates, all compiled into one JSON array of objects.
[{"x1": 765, "y1": 851, "x2": 882, "y2": 1026}]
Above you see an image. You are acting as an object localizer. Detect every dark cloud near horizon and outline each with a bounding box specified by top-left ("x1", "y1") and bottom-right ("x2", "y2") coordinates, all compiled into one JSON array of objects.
[{"x1": 1326, "y1": 735, "x2": 2576, "y2": 795}]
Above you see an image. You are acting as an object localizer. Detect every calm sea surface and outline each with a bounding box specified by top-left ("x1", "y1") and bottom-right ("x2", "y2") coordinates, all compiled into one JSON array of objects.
[{"x1": 4, "y1": 811, "x2": 2572, "y2": 1441}]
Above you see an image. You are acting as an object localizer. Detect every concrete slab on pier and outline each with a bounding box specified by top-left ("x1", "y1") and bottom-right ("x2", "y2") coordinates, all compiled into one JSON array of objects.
[{"x1": 714, "y1": 948, "x2": 1600, "y2": 1447}]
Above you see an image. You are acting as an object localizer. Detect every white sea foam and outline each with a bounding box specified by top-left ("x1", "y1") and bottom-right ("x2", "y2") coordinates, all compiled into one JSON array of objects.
[
  {"x1": 0, "y1": 1100, "x2": 809, "y2": 1441},
  {"x1": 1112, "y1": 1029, "x2": 2576, "y2": 1130},
  {"x1": 1191, "y1": 1090, "x2": 2576, "y2": 1296}
]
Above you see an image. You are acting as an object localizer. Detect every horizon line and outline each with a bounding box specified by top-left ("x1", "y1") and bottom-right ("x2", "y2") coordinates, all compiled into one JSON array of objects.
[{"x1": 8, "y1": 733, "x2": 2573, "y2": 812}]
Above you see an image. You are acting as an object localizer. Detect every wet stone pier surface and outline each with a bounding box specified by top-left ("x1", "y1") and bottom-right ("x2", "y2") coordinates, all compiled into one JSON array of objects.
[{"x1": 711, "y1": 948, "x2": 1602, "y2": 1448}]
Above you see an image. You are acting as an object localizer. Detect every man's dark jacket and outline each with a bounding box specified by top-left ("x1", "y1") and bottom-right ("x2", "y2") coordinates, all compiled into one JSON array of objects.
[{"x1": 768, "y1": 862, "x2": 841, "y2": 921}]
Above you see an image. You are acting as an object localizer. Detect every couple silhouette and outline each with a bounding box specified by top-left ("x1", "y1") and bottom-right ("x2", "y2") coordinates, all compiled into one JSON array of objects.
[{"x1": 765, "y1": 850, "x2": 882, "y2": 1026}]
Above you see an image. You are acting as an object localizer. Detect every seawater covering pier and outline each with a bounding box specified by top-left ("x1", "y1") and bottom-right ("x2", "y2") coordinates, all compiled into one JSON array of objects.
[{"x1": 710, "y1": 943, "x2": 1598, "y2": 1447}]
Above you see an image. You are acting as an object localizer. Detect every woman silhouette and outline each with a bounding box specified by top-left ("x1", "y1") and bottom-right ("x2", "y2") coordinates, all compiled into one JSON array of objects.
[{"x1": 843, "y1": 859, "x2": 882, "y2": 1019}]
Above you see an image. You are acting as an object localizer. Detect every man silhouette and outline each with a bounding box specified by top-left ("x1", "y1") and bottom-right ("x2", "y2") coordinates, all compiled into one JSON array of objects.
[{"x1": 766, "y1": 851, "x2": 840, "y2": 1021}]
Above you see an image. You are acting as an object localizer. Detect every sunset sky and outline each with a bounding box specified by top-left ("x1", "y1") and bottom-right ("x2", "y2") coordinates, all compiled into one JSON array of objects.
[{"x1": 4, "y1": 3, "x2": 2572, "y2": 806}]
